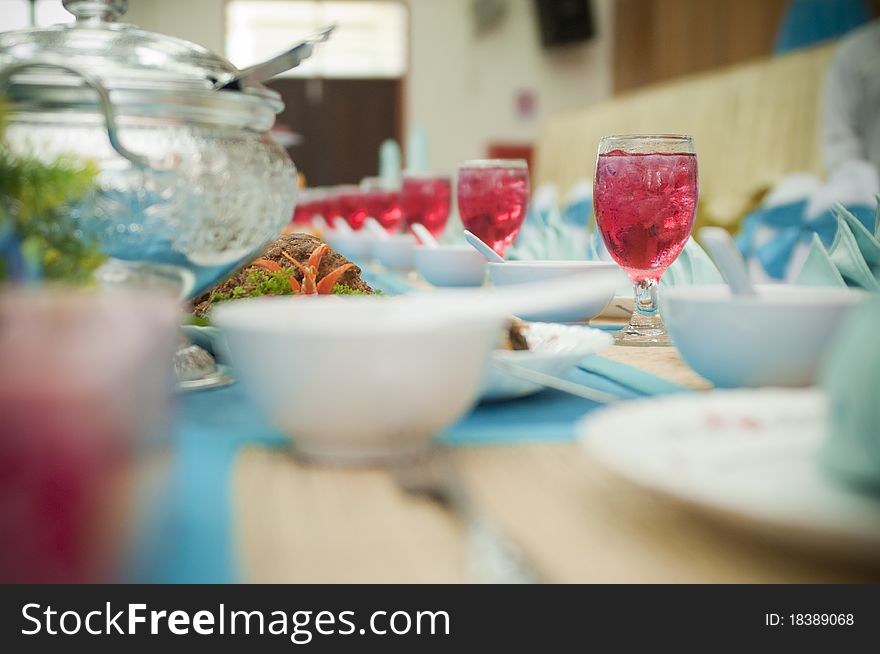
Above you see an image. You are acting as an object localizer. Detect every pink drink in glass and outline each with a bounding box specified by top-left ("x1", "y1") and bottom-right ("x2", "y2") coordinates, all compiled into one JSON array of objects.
[
  {"x1": 320, "y1": 190, "x2": 343, "y2": 223},
  {"x1": 360, "y1": 189, "x2": 403, "y2": 232},
  {"x1": 0, "y1": 290, "x2": 178, "y2": 582},
  {"x1": 338, "y1": 189, "x2": 367, "y2": 230},
  {"x1": 594, "y1": 150, "x2": 697, "y2": 282},
  {"x1": 402, "y1": 175, "x2": 452, "y2": 238},
  {"x1": 457, "y1": 161, "x2": 529, "y2": 256}
]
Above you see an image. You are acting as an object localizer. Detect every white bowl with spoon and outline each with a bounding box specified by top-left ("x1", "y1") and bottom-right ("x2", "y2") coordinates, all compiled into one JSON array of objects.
[
  {"x1": 464, "y1": 229, "x2": 619, "y2": 322},
  {"x1": 366, "y1": 218, "x2": 416, "y2": 271},
  {"x1": 412, "y1": 224, "x2": 487, "y2": 287},
  {"x1": 488, "y1": 260, "x2": 619, "y2": 322},
  {"x1": 663, "y1": 228, "x2": 868, "y2": 388}
]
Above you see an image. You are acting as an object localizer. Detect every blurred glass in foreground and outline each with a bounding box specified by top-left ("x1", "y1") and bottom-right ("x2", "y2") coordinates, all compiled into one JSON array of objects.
[{"x1": 0, "y1": 289, "x2": 179, "y2": 582}]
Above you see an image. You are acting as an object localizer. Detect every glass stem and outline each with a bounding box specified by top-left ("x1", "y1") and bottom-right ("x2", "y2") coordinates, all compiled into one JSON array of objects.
[
  {"x1": 633, "y1": 278, "x2": 660, "y2": 317},
  {"x1": 614, "y1": 275, "x2": 670, "y2": 345}
]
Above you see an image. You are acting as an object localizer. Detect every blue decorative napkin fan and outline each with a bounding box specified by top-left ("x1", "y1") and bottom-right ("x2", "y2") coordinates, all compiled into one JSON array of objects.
[
  {"x1": 821, "y1": 296, "x2": 880, "y2": 493},
  {"x1": 796, "y1": 199, "x2": 880, "y2": 290}
]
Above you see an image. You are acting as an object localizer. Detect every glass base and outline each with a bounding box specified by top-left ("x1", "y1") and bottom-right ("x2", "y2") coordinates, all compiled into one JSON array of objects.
[
  {"x1": 613, "y1": 312, "x2": 672, "y2": 347},
  {"x1": 613, "y1": 276, "x2": 672, "y2": 347}
]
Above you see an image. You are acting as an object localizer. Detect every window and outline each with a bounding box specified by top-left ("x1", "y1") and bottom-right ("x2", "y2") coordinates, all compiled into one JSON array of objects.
[
  {"x1": 0, "y1": 0, "x2": 74, "y2": 31},
  {"x1": 226, "y1": 1, "x2": 408, "y2": 79}
]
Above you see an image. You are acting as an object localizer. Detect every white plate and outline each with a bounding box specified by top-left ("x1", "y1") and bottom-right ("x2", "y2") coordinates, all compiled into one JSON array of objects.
[
  {"x1": 481, "y1": 323, "x2": 612, "y2": 402},
  {"x1": 579, "y1": 388, "x2": 880, "y2": 561}
]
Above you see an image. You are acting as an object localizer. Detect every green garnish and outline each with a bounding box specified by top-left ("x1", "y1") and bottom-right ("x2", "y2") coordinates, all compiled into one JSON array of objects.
[
  {"x1": 330, "y1": 283, "x2": 379, "y2": 296},
  {"x1": 0, "y1": 100, "x2": 104, "y2": 284},
  {"x1": 206, "y1": 267, "x2": 379, "y2": 306}
]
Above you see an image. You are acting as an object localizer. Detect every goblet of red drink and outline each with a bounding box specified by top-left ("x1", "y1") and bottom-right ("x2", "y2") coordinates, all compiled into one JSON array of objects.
[
  {"x1": 337, "y1": 186, "x2": 367, "y2": 230},
  {"x1": 402, "y1": 173, "x2": 452, "y2": 238},
  {"x1": 593, "y1": 134, "x2": 698, "y2": 346},
  {"x1": 359, "y1": 180, "x2": 403, "y2": 233},
  {"x1": 456, "y1": 160, "x2": 529, "y2": 256},
  {"x1": 0, "y1": 289, "x2": 179, "y2": 582}
]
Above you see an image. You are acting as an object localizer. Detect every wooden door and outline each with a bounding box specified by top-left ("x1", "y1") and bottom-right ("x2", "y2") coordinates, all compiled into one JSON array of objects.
[{"x1": 269, "y1": 77, "x2": 404, "y2": 187}]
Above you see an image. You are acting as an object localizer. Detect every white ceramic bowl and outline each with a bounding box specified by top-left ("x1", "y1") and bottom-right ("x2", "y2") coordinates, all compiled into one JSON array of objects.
[
  {"x1": 414, "y1": 245, "x2": 487, "y2": 287},
  {"x1": 662, "y1": 285, "x2": 867, "y2": 388},
  {"x1": 488, "y1": 260, "x2": 620, "y2": 322},
  {"x1": 372, "y1": 234, "x2": 416, "y2": 271},
  {"x1": 323, "y1": 232, "x2": 372, "y2": 266},
  {"x1": 481, "y1": 323, "x2": 613, "y2": 401},
  {"x1": 213, "y1": 295, "x2": 504, "y2": 463}
]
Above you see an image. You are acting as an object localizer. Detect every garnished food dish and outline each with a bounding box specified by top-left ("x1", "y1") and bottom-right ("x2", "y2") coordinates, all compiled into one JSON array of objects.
[
  {"x1": 193, "y1": 233, "x2": 531, "y2": 357},
  {"x1": 193, "y1": 233, "x2": 373, "y2": 316}
]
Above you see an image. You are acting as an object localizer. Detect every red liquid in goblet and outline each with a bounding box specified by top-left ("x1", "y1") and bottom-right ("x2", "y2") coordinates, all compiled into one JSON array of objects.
[
  {"x1": 338, "y1": 190, "x2": 367, "y2": 230},
  {"x1": 402, "y1": 175, "x2": 451, "y2": 238},
  {"x1": 457, "y1": 164, "x2": 529, "y2": 256},
  {"x1": 594, "y1": 150, "x2": 697, "y2": 282},
  {"x1": 361, "y1": 189, "x2": 403, "y2": 232}
]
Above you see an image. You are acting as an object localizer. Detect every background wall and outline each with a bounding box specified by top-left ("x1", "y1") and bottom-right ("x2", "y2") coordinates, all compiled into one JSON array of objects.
[
  {"x1": 405, "y1": 0, "x2": 613, "y2": 174},
  {"x1": 123, "y1": 0, "x2": 614, "y2": 176},
  {"x1": 125, "y1": 0, "x2": 226, "y2": 53}
]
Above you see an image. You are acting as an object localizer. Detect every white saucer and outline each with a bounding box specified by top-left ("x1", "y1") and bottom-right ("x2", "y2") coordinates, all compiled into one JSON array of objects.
[
  {"x1": 579, "y1": 388, "x2": 880, "y2": 561},
  {"x1": 481, "y1": 323, "x2": 612, "y2": 402}
]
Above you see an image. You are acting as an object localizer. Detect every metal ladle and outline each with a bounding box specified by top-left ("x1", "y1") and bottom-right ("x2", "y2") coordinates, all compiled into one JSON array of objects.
[{"x1": 212, "y1": 25, "x2": 336, "y2": 91}]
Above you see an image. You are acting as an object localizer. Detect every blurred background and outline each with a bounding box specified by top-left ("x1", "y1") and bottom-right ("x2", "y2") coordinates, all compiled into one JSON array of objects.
[{"x1": 3, "y1": 0, "x2": 875, "y2": 188}]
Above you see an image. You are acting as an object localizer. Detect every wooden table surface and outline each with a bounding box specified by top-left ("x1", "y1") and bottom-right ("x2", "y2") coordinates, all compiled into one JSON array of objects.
[{"x1": 231, "y1": 341, "x2": 880, "y2": 583}]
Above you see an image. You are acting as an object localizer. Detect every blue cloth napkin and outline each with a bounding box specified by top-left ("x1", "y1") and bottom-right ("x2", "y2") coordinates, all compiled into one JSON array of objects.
[
  {"x1": 144, "y1": 385, "x2": 285, "y2": 583},
  {"x1": 443, "y1": 363, "x2": 687, "y2": 445},
  {"x1": 774, "y1": 0, "x2": 869, "y2": 55},
  {"x1": 737, "y1": 199, "x2": 875, "y2": 280}
]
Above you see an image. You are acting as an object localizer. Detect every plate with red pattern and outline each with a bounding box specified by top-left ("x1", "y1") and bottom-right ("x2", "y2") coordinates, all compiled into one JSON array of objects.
[{"x1": 579, "y1": 388, "x2": 880, "y2": 561}]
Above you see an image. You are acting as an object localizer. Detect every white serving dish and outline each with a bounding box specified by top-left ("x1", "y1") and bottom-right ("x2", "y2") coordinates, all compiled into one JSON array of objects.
[
  {"x1": 214, "y1": 295, "x2": 502, "y2": 463},
  {"x1": 580, "y1": 388, "x2": 880, "y2": 562},
  {"x1": 372, "y1": 234, "x2": 416, "y2": 271},
  {"x1": 213, "y1": 272, "x2": 621, "y2": 463},
  {"x1": 662, "y1": 284, "x2": 866, "y2": 388},
  {"x1": 481, "y1": 322, "x2": 612, "y2": 401},
  {"x1": 488, "y1": 260, "x2": 620, "y2": 322},
  {"x1": 414, "y1": 245, "x2": 487, "y2": 287}
]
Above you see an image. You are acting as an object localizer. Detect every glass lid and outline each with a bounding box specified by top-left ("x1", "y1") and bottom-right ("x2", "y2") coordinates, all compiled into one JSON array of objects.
[
  {"x1": 0, "y1": 0, "x2": 282, "y2": 129},
  {"x1": 0, "y1": 0, "x2": 244, "y2": 91}
]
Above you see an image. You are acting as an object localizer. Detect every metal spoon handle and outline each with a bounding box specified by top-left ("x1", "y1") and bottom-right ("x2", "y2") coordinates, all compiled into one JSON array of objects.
[{"x1": 214, "y1": 25, "x2": 335, "y2": 90}]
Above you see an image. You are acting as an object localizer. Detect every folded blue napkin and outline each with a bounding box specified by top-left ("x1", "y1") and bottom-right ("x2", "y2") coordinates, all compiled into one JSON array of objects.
[
  {"x1": 661, "y1": 237, "x2": 724, "y2": 287},
  {"x1": 820, "y1": 297, "x2": 880, "y2": 492},
  {"x1": 737, "y1": 164, "x2": 878, "y2": 280},
  {"x1": 796, "y1": 201, "x2": 880, "y2": 290}
]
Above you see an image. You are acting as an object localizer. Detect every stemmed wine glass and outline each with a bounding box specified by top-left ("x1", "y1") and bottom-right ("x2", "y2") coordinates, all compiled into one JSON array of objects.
[
  {"x1": 401, "y1": 172, "x2": 452, "y2": 239},
  {"x1": 593, "y1": 134, "x2": 698, "y2": 346},
  {"x1": 457, "y1": 159, "x2": 529, "y2": 256}
]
